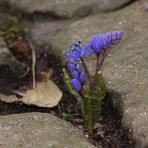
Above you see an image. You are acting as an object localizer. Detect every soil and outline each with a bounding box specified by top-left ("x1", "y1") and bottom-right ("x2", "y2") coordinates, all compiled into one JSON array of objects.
[{"x1": 0, "y1": 42, "x2": 135, "y2": 148}]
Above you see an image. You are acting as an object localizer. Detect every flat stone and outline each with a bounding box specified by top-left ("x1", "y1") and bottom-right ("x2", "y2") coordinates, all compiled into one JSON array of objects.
[
  {"x1": 0, "y1": 112, "x2": 95, "y2": 148},
  {"x1": 6, "y1": 0, "x2": 134, "y2": 18},
  {"x1": 48, "y1": 1, "x2": 148, "y2": 147},
  {"x1": 25, "y1": 20, "x2": 70, "y2": 48}
]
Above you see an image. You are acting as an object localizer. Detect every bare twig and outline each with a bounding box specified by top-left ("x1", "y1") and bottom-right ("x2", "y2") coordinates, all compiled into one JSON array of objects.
[{"x1": 29, "y1": 42, "x2": 36, "y2": 89}]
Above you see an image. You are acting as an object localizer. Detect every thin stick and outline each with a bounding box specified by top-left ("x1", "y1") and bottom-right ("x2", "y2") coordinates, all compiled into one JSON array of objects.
[{"x1": 30, "y1": 42, "x2": 36, "y2": 89}]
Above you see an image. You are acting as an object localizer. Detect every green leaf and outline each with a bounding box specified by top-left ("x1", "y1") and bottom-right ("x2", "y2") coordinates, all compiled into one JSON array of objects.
[
  {"x1": 82, "y1": 86, "x2": 94, "y2": 135},
  {"x1": 94, "y1": 71, "x2": 106, "y2": 98},
  {"x1": 63, "y1": 68, "x2": 82, "y2": 104},
  {"x1": 92, "y1": 71, "x2": 106, "y2": 121}
]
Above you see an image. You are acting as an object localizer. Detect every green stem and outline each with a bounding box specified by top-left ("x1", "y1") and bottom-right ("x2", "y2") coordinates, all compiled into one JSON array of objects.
[
  {"x1": 82, "y1": 86, "x2": 94, "y2": 135},
  {"x1": 97, "y1": 47, "x2": 110, "y2": 72},
  {"x1": 80, "y1": 57, "x2": 93, "y2": 91}
]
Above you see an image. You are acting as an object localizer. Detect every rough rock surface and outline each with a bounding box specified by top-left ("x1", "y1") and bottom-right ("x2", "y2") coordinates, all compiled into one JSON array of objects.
[
  {"x1": 6, "y1": 0, "x2": 134, "y2": 18},
  {"x1": 0, "y1": 112, "x2": 95, "y2": 148},
  {"x1": 25, "y1": 20, "x2": 70, "y2": 48},
  {"x1": 46, "y1": 1, "x2": 148, "y2": 147}
]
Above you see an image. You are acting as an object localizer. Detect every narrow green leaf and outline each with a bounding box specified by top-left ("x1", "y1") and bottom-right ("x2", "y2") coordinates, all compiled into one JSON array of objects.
[
  {"x1": 95, "y1": 71, "x2": 107, "y2": 98},
  {"x1": 82, "y1": 86, "x2": 94, "y2": 135},
  {"x1": 92, "y1": 71, "x2": 106, "y2": 121},
  {"x1": 63, "y1": 68, "x2": 82, "y2": 104}
]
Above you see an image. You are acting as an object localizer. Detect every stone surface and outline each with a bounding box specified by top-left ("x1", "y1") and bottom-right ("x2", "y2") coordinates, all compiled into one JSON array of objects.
[
  {"x1": 46, "y1": 1, "x2": 148, "y2": 147},
  {"x1": 25, "y1": 20, "x2": 70, "y2": 48},
  {"x1": 0, "y1": 112, "x2": 95, "y2": 148},
  {"x1": 6, "y1": 0, "x2": 134, "y2": 18}
]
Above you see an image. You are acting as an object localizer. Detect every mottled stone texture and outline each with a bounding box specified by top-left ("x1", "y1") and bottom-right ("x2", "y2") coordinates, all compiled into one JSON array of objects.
[
  {"x1": 0, "y1": 113, "x2": 95, "y2": 148},
  {"x1": 7, "y1": 0, "x2": 134, "y2": 18}
]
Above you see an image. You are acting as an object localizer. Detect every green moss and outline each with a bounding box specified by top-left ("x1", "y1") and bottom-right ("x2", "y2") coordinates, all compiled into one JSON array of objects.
[{"x1": 0, "y1": 17, "x2": 27, "y2": 41}]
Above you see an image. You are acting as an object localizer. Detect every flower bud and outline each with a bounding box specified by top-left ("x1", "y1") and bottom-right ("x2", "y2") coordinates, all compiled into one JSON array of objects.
[
  {"x1": 98, "y1": 34, "x2": 109, "y2": 49},
  {"x1": 71, "y1": 79, "x2": 82, "y2": 91},
  {"x1": 79, "y1": 71, "x2": 86, "y2": 84},
  {"x1": 91, "y1": 34, "x2": 103, "y2": 53},
  {"x1": 71, "y1": 70, "x2": 79, "y2": 79},
  {"x1": 67, "y1": 63, "x2": 75, "y2": 73}
]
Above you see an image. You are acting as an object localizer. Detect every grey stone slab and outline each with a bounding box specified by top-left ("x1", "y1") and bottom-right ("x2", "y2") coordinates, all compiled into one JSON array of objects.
[
  {"x1": 0, "y1": 112, "x2": 95, "y2": 148},
  {"x1": 6, "y1": 0, "x2": 134, "y2": 18},
  {"x1": 25, "y1": 20, "x2": 70, "y2": 48}
]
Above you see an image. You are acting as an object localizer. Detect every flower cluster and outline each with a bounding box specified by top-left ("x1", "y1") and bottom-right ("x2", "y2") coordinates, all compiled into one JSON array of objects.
[
  {"x1": 89, "y1": 31, "x2": 124, "y2": 54},
  {"x1": 65, "y1": 41, "x2": 93, "y2": 60},
  {"x1": 65, "y1": 31, "x2": 124, "y2": 91},
  {"x1": 67, "y1": 60, "x2": 86, "y2": 91}
]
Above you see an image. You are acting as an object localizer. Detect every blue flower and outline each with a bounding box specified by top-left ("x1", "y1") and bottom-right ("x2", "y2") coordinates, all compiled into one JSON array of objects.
[
  {"x1": 89, "y1": 31, "x2": 124, "y2": 54},
  {"x1": 67, "y1": 60, "x2": 86, "y2": 91},
  {"x1": 71, "y1": 79, "x2": 82, "y2": 91},
  {"x1": 76, "y1": 64, "x2": 82, "y2": 73},
  {"x1": 91, "y1": 35, "x2": 103, "y2": 53},
  {"x1": 67, "y1": 60, "x2": 77, "y2": 73},
  {"x1": 65, "y1": 41, "x2": 93, "y2": 60},
  {"x1": 98, "y1": 34, "x2": 109, "y2": 49},
  {"x1": 71, "y1": 70, "x2": 79, "y2": 79},
  {"x1": 79, "y1": 71, "x2": 86, "y2": 84},
  {"x1": 106, "y1": 32, "x2": 112, "y2": 44},
  {"x1": 106, "y1": 31, "x2": 124, "y2": 45},
  {"x1": 89, "y1": 33, "x2": 109, "y2": 54}
]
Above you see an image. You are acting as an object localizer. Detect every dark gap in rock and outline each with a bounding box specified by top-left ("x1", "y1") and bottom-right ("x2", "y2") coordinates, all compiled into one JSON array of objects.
[{"x1": 102, "y1": 0, "x2": 138, "y2": 13}]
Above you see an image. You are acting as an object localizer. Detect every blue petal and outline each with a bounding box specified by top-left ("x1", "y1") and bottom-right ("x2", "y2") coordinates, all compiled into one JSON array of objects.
[
  {"x1": 91, "y1": 35, "x2": 103, "y2": 53},
  {"x1": 117, "y1": 31, "x2": 124, "y2": 40},
  {"x1": 84, "y1": 50, "x2": 94, "y2": 55},
  {"x1": 79, "y1": 71, "x2": 86, "y2": 84},
  {"x1": 106, "y1": 32, "x2": 112, "y2": 45},
  {"x1": 70, "y1": 59, "x2": 77, "y2": 65},
  {"x1": 65, "y1": 53, "x2": 79, "y2": 60},
  {"x1": 98, "y1": 34, "x2": 109, "y2": 49},
  {"x1": 67, "y1": 63, "x2": 75, "y2": 73},
  {"x1": 80, "y1": 42, "x2": 92, "y2": 56},
  {"x1": 76, "y1": 64, "x2": 82, "y2": 73},
  {"x1": 71, "y1": 70, "x2": 79, "y2": 79},
  {"x1": 111, "y1": 31, "x2": 118, "y2": 41},
  {"x1": 71, "y1": 79, "x2": 82, "y2": 91},
  {"x1": 111, "y1": 31, "x2": 124, "y2": 45}
]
